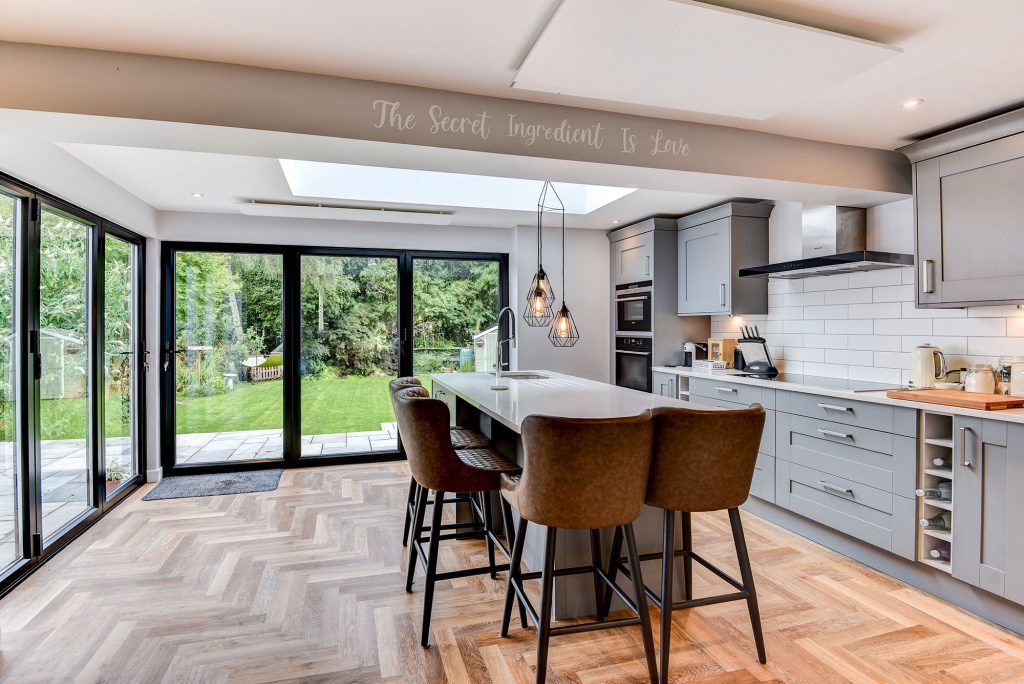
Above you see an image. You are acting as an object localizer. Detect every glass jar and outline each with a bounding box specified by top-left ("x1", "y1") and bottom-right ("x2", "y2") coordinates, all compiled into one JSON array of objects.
[
  {"x1": 1012, "y1": 362, "x2": 1024, "y2": 397},
  {"x1": 964, "y1": 363, "x2": 996, "y2": 394},
  {"x1": 997, "y1": 356, "x2": 1024, "y2": 394}
]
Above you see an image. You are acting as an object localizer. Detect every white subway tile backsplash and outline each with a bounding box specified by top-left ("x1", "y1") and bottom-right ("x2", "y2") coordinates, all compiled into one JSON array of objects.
[
  {"x1": 784, "y1": 319, "x2": 824, "y2": 334},
  {"x1": 848, "y1": 335, "x2": 901, "y2": 351},
  {"x1": 803, "y1": 305, "x2": 849, "y2": 320},
  {"x1": 850, "y1": 302, "x2": 902, "y2": 319},
  {"x1": 872, "y1": 284, "x2": 915, "y2": 302},
  {"x1": 825, "y1": 349, "x2": 873, "y2": 366},
  {"x1": 825, "y1": 319, "x2": 874, "y2": 335},
  {"x1": 933, "y1": 318, "x2": 1006, "y2": 337},
  {"x1": 847, "y1": 268, "x2": 904, "y2": 288},
  {"x1": 824, "y1": 288, "x2": 872, "y2": 305},
  {"x1": 874, "y1": 318, "x2": 932, "y2": 336},
  {"x1": 707, "y1": 265, "x2": 1022, "y2": 380}
]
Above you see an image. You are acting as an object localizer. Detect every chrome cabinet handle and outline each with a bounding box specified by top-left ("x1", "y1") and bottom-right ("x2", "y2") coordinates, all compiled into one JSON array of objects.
[
  {"x1": 818, "y1": 403, "x2": 852, "y2": 413},
  {"x1": 921, "y1": 259, "x2": 935, "y2": 294},
  {"x1": 960, "y1": 426, "x2": 973, "y2": 467},
  {"x1": 719, "y1": 283, "x2": 726, "y2": 307},
  {"x1": 645, "y1": 255, "x2": 650, "y2": 275},
  {"x1": 715, "y1": 386, "x2": 738, "y2": 393},
  {"x1": 819, "y1": 480, "x2": 854, "y2": 496},
  {"x1": 818, "y1": 428, "x2": 853, "y2": 440}
]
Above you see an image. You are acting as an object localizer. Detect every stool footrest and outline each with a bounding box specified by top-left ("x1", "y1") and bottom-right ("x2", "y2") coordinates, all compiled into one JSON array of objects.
[
  {"x1": 611, "y1": 549, "x2": 747, "y2": 610},
  {"x1": 551, "y1": 616, "x2": 640, "y2": 637},
  {"x1": 509, "y1": 562, "x2": 642, "y2": 633}
]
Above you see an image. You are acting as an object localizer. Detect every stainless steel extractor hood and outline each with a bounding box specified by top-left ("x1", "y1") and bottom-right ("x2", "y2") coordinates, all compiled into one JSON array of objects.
[{"x1": 738, "y1": 206, "x2": 913, "y2": 279}]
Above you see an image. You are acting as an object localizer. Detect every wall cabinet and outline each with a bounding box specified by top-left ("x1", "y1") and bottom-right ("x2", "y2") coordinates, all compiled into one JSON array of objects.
[
  {"x1": 612, "y1": 232, "x2": 653, "y2": 286},
  {"x1": 651, "y1": 370, "x2": 676, "y2": 399},
  {"x1": 904, "y1": 109, "x2": 1024, "y2": 307},
  {"x1": 676, "y1": 202, "x2": 772, "y2": 316},
  {"x1": 951, "y1": 417, "x2": 1024, "y2": 603}
]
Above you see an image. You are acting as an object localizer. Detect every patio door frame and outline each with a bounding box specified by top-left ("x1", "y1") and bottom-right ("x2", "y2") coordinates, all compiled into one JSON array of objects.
[
  {"x1": 0, "y1": 171, "x2": 147, "y2": 598},
  {"x1": 160, "y1": 243, "x2": 509, "y2": 477}
]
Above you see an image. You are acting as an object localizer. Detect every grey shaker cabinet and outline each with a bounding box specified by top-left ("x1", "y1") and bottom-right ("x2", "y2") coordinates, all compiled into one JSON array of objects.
[
  {"x1": 951, "y1": 417, "x2": 1024, "y2": 603},
  {"x1": 612, "y1": 232, "x2": 653, "y2": 285},
  {"x1": 651, "y1": 370, "x2": 676, "y2": 399},
  {"x1": 677, "y1": 202, "x2": 772, "y2": 316},
  {"x1": 904, "y1": 110, "x2": 1024, "y2": 307}
]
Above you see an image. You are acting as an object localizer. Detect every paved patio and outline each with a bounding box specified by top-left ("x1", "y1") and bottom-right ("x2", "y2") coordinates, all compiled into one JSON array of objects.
[{"x1": 175, "y1": 423, "x2": 398, "y2": 463}]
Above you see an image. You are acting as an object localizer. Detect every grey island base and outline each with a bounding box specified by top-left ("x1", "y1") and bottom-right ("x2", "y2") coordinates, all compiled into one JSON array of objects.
[{"x1": 429, "y1": 371, "x2": 701, "y2": 620}]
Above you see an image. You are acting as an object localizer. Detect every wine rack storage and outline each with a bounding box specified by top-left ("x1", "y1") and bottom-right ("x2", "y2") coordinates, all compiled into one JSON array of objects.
[{"x1": 917, "y1": 411, "x2": 954, "y2": 572}]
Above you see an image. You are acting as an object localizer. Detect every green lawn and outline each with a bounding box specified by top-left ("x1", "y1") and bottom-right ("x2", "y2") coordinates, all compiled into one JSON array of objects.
[{"x1": 33, "y1": 372, "x2": 440, "y2": 440}]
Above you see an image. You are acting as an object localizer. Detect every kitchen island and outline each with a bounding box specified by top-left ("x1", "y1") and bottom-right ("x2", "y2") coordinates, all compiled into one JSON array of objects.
[{"x1": 430, "y1": 370, "x2": 701, "y2": 619}]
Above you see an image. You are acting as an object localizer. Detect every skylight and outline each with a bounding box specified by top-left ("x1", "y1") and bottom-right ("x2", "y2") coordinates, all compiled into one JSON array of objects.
[{"x1": 279, "y1": 159, "x2": 635, "y2": 214}]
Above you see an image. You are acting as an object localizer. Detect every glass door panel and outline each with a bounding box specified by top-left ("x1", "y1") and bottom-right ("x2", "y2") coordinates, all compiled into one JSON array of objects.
[
  {"x1": 412, "y1": 258, "x2": 500, "y2": 393},
  {"x1": 39, "y1": 206, "x2": 94, "y2": 542},
  {"x1": 103, "y1": 234, "x2": 138, "y2": 495},
  {"x1": 0, "y1": 192, "x2": 19, "y2": 568},
  {"x1": 173, "y1": 251, "x2": 284, "y2": 465},
  {"x1": 299, "y1": 255, "x2": 399, "y2": 457}
]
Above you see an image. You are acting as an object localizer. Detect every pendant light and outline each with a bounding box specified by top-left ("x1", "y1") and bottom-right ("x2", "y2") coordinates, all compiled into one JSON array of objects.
[
  {"x1": 522, "y1": 182, "x2": 560, "y2": 327},
  {"x1": 548, "y1": 193, "x2": 579, "y2": 348}
]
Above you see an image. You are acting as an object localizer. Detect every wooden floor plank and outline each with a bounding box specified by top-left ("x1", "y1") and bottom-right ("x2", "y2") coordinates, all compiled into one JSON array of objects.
[{"x1": 0, "y1": 463, "x2": 1022, "y2": 683}]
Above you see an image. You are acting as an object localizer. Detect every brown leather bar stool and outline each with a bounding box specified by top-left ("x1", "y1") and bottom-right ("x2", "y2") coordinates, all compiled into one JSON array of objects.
[
  {"x1": 393, "y1": 386, "x2": 523, "y2": 648},
  {"x1": 602, "y1": 405, "x2": 767, "y2": 683},
  {"x1": 500, "y1": 413, "x2": 659, "y2": 684},
  {"x1": 388, "y1": 377, "x2": 490, "y2": 547}
]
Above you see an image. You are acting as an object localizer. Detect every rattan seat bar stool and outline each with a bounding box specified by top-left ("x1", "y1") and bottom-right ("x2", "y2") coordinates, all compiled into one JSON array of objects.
[
  {"x1": 500, "y1": 412, "x2": 659, "y2": 684},
  {"x1": 393, "y1": 386, "x2": 524, "y2": 647},
  {"x1": 388, "y1": 377, "x2": 491, "y2": 547},
  {"x1": 601, "y1": 405, "x2": 767, "y2": 683}
]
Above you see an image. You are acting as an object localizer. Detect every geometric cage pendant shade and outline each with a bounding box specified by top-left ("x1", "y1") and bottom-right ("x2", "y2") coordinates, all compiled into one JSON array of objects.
[
  {"x1": 548, "y1": 302, "x2": 579, "y2": 347},
  {"x1": 522, "y1": 265, "x2": 556, "y2": 327}
]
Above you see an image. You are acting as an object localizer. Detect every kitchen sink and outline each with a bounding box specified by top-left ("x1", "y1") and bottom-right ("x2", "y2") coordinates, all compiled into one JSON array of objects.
[{"x1": 494, "y1": 371, "x2": 549, "y2": 380}]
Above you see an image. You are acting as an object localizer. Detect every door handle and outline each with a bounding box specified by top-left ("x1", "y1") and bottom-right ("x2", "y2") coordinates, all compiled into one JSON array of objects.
[
  {"x1": 818, "y1": 428, "x2": 854, "y2": 440},
  {"x1": 921, "y1": 259, "x2": 935, "y2": 294},
  {"x1": 819, "y1": 480, "x2": 854, "y2": 497},
  {"x1": 960, "y1": 426, "x2": 973, "y2": 467},
  {"x1": 719, "y1": 283, "x2": 726, "y2": 307}
]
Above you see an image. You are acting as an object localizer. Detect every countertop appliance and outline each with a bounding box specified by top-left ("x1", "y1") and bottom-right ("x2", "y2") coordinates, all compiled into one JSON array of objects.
[
  {"x1": 615, "y1": 336, "x2": 652, "y2": 392},
  {"x1": 909, "y1": 343, "x2": 947, "y2": 388},
  {"x1": 738, "y1": 206, "x2": 913, "y2": 279},
  {"x1": 615, "y1": 280, "x2": 652, "y2": 333},
  {"x1": 737, "y1": 325, "x2": 778, "y2": 377}
]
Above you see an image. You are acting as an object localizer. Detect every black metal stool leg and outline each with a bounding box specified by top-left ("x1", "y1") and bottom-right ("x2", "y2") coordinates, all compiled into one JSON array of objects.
[
  {"x1": 729, "y1": 508, "x2": 767, "y2": 664},
  {"x1": 402, "y1": 478, "x2": 417, "y2": 547},
  {"x1": 659, "y1": 510, "x2": 675, "y2": 684},
  {"x1": 483, "y1": 493, "x2": 497, "y2": 579},
  {"x1": 589, "y1": 529, "x2": 604, "y2": 619},
  {"x1": 499, "y1": 496, "x2": 529, "y2": 629},
  {"x1": 501, "y1": 517, "x2": 529, "y2": 638},
  {"x1": 600, "y1": 525, "x2": 624, "y2": 619},
  {"x1": 535, "y1": 526, "x2": 558, "y2": 684},
  {"x1": 421, "y1": 489, "x2": 445, "y2": 648},
  {"x1": 406, "y1": 484, "x2": 427, "y2": 592},
  {"x1": 681, "y1": 511, "x2": 693, "y2": 601},
  {"x1": 624, "y1": 523, "x2": 658, "y2": 684}
]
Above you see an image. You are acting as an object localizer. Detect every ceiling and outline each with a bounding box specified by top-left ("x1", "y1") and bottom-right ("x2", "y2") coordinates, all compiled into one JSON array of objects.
[{"x1": 2, "y1": 1, "x2": 1024, "y2": 149}]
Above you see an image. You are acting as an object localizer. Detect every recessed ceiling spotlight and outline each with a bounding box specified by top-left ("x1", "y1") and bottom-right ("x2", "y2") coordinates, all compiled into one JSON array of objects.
[
  {"x1": 902, "y1": 98, "x2": 924, "y2": 110},
  {"x1": 191, "y1": 192, "x2": 204, "y2": 199},
  {"x1": 612, "y1": 219, "x2": 621, "y2": 224}
]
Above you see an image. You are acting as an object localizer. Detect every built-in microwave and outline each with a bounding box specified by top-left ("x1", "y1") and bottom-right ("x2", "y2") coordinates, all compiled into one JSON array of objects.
[{"x1": 615, "y1": 280, "x2": 652, "y2": 333}]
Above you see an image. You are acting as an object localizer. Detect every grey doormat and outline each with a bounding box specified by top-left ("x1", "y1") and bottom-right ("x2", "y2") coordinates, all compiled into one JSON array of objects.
[{"x1": 142, "y1": 469, "x2": 283, "y2": 501}]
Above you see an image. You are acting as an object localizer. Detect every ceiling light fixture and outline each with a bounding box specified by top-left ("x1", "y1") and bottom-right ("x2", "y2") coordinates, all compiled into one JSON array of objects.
[
  {"x1": 191, "y1": 192, "x2": 204, "y2": 198},
  {"x1": 612, "y1": 219, "x2": 621, "y2": 224},
  {"x1": 523, "y1": 182, "x2": 560, "y2": 327},
  {"x1": 902, "y1": 98, "x2": 924, "y2": 110},
  {"x1": 549, "y1": 202, "x2": 579, "y2": 348}
]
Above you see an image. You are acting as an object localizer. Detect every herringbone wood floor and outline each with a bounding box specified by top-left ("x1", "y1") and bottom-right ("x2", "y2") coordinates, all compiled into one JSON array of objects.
[{"x1": 1, "y1": 463, "x2": 1023, "y2": 683}]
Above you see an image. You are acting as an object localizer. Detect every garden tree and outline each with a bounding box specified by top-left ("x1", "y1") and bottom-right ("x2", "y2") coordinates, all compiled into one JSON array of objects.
[{"x1": 301, "y1": 255, "x2": 346, "y2": 332}]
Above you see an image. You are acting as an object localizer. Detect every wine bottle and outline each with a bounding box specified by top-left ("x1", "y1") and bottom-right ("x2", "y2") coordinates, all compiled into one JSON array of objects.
[
  {"x1": 920, "y1": 512, "x2": 951, "y2": 530},
  {"x1": 929, "y1": 548, "x2": 951, "y2": 561},
  {"x1": 915, "y1": 481, "x2": 952, "y2": 501},
  {"x1": 932, "y1": 454, "x2": 951, "y2": 468}
]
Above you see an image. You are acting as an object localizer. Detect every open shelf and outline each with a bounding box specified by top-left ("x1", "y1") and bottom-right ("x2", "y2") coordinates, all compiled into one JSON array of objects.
[
  {"x1": 925, "y1": 437, "x2": 954, "y2": 448},
  {"x1": 922, "y1": 497, "x2": 953, "y2": 512},
  {"x1": 917, "y1": 410, "x2": 955, "y2": 573},
  {"x1": 923, "y1": 527, "x2": 952, "y2": 542},
  {"x1": 924, "y1": 467, "x2": 953, "y2": 478},
  {"x1": 920, "y1": 558, "x2": 952, "y2": 574}
]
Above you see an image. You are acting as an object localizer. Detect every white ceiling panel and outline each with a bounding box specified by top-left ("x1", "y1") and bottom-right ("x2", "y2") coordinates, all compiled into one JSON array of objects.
[{"x1": 513, "y1": 0, "x2": 900, "y2": 120}]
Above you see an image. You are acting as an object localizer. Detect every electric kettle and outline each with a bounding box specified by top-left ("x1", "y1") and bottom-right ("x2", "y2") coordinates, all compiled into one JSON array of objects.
[{"x1": 910, "y1": 343, "x2": 947, "y2": 388}]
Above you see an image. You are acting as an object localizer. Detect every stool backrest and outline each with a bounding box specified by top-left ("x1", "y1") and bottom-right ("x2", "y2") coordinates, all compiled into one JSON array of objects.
[
  {"x1": 515, "y1": 412, "x2": 654, "y2": 529},
  {"x1": 388, "y1": 376, "x2": 422, "y2": 403},
  {"x1": 647, "y1": 405, "x2": 765, "y2": 512},
  {"x1": 392, "y1": 386, "x2": 494, "y2": 493}
]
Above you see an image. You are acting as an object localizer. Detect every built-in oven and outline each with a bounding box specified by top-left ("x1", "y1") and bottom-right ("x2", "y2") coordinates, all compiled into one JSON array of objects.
[
  {"x1": 615, "y1": 280, "x2": 652, "y2": 333},
  {"x1": 615, "y1": 336, "x2": 653, "y2": 392}
]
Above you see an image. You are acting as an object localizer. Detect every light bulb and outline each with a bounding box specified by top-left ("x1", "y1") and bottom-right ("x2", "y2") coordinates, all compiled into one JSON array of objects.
[
  {"x1": 532, "y1": 295, "x2": 545, "y2": 314},
  {"x1": 557, "y1": 315, "x2": 569, "y2": 336}
]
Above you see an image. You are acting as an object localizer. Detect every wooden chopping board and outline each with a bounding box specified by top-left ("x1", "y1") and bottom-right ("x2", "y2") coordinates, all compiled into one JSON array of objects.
[{"x1": 886, "y1": 389, "x2": 1024, "y2": 410}]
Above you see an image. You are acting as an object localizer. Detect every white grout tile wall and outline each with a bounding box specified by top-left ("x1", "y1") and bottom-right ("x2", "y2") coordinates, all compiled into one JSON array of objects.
[{"x1": 712, "y1": 266, "x2": 1024, "y2": 385}]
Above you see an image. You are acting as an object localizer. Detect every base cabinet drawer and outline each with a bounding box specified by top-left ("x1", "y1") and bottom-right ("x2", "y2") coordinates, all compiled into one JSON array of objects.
[
  {"x1": 776, "y1": 460, "x2": 915, "y2": 558},
  {"x1": 690, "y1": 377, "x2": 768, "y2": 408},
  {"x1": 750, "y1": 452, "x2": 775, "y2": 503},
  {"x1": 690, "y1": 394, "x2": 774, "y2": 456},
  {"x1": 788, "y1": 392, "x2": 893, "y2": 432}
]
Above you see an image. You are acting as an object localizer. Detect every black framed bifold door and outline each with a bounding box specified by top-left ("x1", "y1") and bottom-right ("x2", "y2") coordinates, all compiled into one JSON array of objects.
[
  {"x1": 0, "y1": 173, "x2": 147, "y2": 597},
  {"x1": 161, "y1": 244, "x2": 507, "y2": 475}
]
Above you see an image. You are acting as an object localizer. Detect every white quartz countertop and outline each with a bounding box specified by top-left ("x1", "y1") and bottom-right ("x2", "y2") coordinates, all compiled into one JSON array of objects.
[
  {"x1": 431, "y1": 371, "x2": 699, "y2": 433},
  {"x1": 654, "y1": 365, "x2": 1024, "y2": 425}
]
